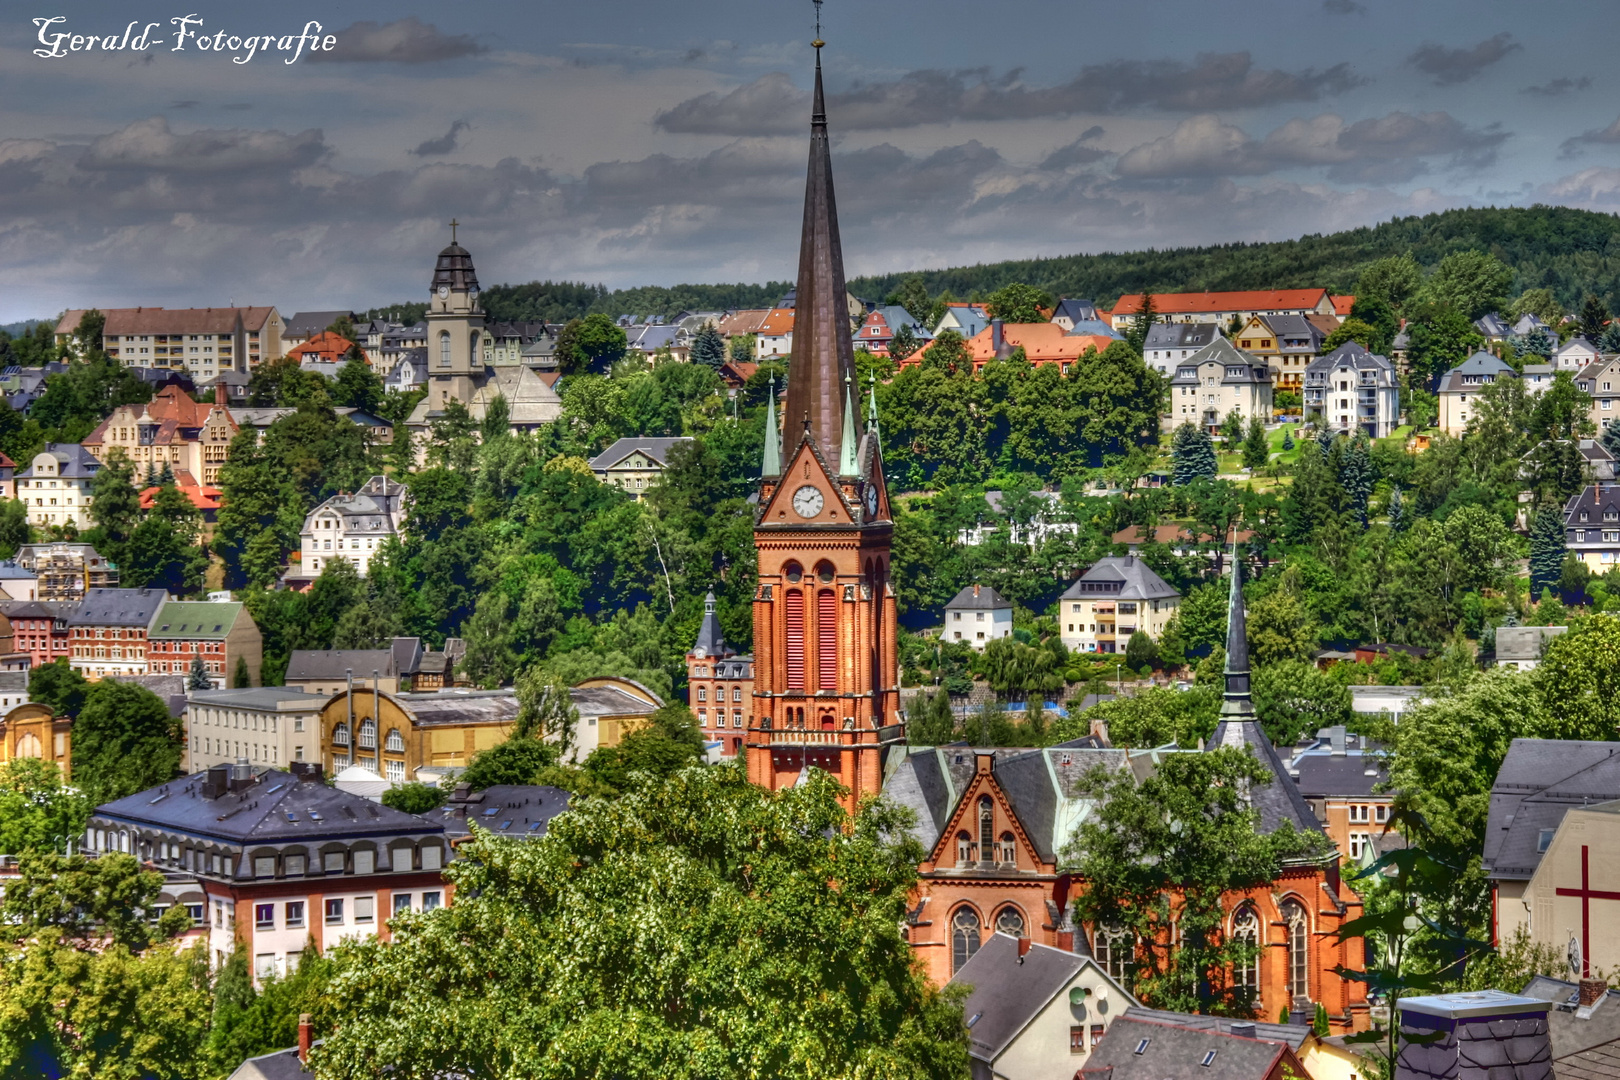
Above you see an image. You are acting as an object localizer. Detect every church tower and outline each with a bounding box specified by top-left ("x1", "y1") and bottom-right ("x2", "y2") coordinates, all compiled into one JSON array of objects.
[
  {"x1": 425, "y1": 222, "x2": 486, "y2": 412},
  {"x1": 745, "y1": 37, "x2": 901, "y2": 814}
]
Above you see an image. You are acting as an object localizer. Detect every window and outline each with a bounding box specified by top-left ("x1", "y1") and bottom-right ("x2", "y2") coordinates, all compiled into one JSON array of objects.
[
  {"x1": 978, "y1": 797, "x2": 994, "y2": 864},
  {"x1": 1232, "y1": 906, "x2": 1259, "y2": 992},
  {"x1": 324, "y1": 851, "x2": 346, "y2": 874},
  {"x1": 995, "y1": 907, "x2": 1025, "y2": 938},
  {"x1": 285, "y1": 854, "x2": 306, "y2": 876},
  {"x1": 1537, "y1": 828, "x2": 1556, "y2": 853},
  {"x1": 1202, "y1": 1051, "x2": 1219, "y2": 1067},
  {"x1": 394, "y1": 893, "x2": 413, "y2": 915},
  {"x1": 420, "y1": 846, "x2": 442, "y2": 871},
  {"x1": 325, "y1": 898, "x2": 345, "y2": 924},
  {"x1": 187, "y1": 903, "x2": 205, "y2": 925},
  {"x1": 285, "y1": 901, "x2": 304, "y2": 928},
  {"x1": 952, "y1": 907, "x2": 982, "y2": 974},
  {"x1": 438, "y1": 331, "x2": 451, "y2": 367},
  {"x1": 1134, "y1": 1039, "x2": 1151, "y2": 1055},
  {"x1": 354, "y1": 896, "x2": 374, "y2": 923},
  {"x1": 353, "y1": 849, "x2": 375, "y2": 875},
  {"x1": 956, "y1": 831, "x2": 974, "y2": 866},
  {"x1": 255, "y1": 904, "x2": 275, "y2": 929},
  {"x1": 1071, "y1": 1027, "x2": 1087, "y2": 1055},
  {"x1": 1349, "y1": 804, "x2": 1369, "y2": 823},
  {"x1": 254, "y1": 855, "x2": 276, "y2": 878},
  {"x1": 422, "y1": 891, "x2": 442, "y2": 911},
  {"x1": 359, "y1": 719, "x2": 376, "y2": 749},
  {"x1": 333, "y1": 722, "x2": 350, "y2": 747},
  {"x1": 1374, "y1": 804, "x2": 1389, "y2": 824},
  {"x1": 386, "y1": 759, "x2": 405, "y2": 783},
  {"x1": 1281, "y1": 899, "x2": 1309, "y2": 1000},
  {"x1": 1095, "y1": 924, "x2": 1136, "y2": 985},
  {"x1": 999, "y1": 832, "x2": 1017, "y2": 865}
]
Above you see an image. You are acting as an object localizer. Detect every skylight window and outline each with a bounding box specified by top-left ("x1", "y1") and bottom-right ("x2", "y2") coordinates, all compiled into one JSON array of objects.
[
  {"x1": 1135, "y1": 1040, "x2": 1150, "y2": 1055},
  {"x1": 1202, "y1": 1051, "x2": 1218, "y2": 1066}
]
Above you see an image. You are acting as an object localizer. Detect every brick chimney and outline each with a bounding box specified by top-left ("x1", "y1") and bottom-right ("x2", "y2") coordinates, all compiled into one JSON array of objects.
[
  {"x1": 1018, "y1": 938, "x2": 1032, "y2": 960},
  {"x1": 297, "y1": 1014, "x2": 312, "y2": 1063},
  {"x1": 1580, "y1": 978, "x2": 1608, "y2": 1007},
  {"x1": 973, "y1": 583, "x2": 981, "y2": 598}
]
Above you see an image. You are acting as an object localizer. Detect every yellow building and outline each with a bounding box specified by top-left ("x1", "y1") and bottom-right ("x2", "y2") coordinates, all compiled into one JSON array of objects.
[
  {"x1": 314, "y1": 678, "x2": 663, "y2": 783},
  {"x1": 0, "y1": 702, "x2": 72, "y2": 780}
]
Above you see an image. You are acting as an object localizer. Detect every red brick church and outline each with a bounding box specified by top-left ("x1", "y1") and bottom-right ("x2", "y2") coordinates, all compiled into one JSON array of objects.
[{"x1": 741, "y1": 38, "x2": 1368, "y2": 1034}]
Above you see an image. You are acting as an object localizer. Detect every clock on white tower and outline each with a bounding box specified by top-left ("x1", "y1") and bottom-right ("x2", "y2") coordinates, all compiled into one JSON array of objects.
[{"x1": 792, "y1": 485, "x2": 824, "y2": 518}]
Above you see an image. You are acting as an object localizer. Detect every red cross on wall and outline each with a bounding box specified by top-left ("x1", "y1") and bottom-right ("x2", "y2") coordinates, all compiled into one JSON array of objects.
[{"x1": 1555, "y1": 844, "x2": 1620, "y2": 977}]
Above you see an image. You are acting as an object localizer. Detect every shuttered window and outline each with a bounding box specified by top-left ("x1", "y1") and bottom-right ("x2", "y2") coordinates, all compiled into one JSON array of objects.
[
  {"x1": 818, "y1": 589, "x2": 837, "y2": 690},
  {"x1": 785, "y1": 591, "x2": 805, "y2": 690}
]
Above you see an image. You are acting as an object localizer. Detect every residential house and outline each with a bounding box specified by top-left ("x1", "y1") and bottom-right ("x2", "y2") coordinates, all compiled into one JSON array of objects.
[
  {"x1": 588, "y1": 436, "x2": 695, "y2": 498},
  {"x1": 290, "y1": 330, "x2": 363, "y2": 377},
  {"x1": 1303, "y1": 343, "x2": 1401, "y2": 439},
  {"x1": 1, "y1": 600, "x2": 75, "y2": 666},
  {"x1": 148, "y1": 600, "x2": 263, "y2": 688},
  {"x1": 1049, "y1": 298, "x2": 1100, "y2": 330},
  {"x1": 479, "y1": 321, "x2": 554, "y2": 366},
  {"x1": 14, "y1": 542, "x2": 117, "y2": 601},
  {"x1": 58, "y1": 305, "x2": 283, "y2": 374},
  {"x1": 1287, "y1": 727, "x2": 1392, "y2": 863},
  {"x1": 943, "y1": 584, "x2": 1014, "y2": 650},
  {"x1": 1109, "y1": 526, "x2": 1253, "y2": 571},
  {"x1": 383, "y1": 348, "x2": 427, "y2": 393},
  {"x1": 185, "y1": 687, "x2": 327, "y2": 772},
  {"x1": 1058, "y1": 555, "x2": 1179, "y2": 655},
  {"x1": 283, "y1": 475, "x2": 408, "y2": 588},
  {"x1": 934, "y1": 302, "x2": 991, "y2": 340},
  {"x1": 1437, "y1": 351, "x2": 1518, "y2": 435},
  {"x1": 626, "y1": 323, "x2": 692, "y2": 363},
  {"x1": 0, "y1": 562, "x2": 37, "y2": 602},
  {"x1": 1142, "y1": 322, "x2": 1221, "y2": 378},
  {"x1": 1555, "y1": 335, "x2": 1601, "y2": 373},
  {"x1": 375, "y1": 323, "x2": 427, "y2": 378},
  {"x1": 67, "y1": 587, "x2": 168, "y2": 679},
  {"x1": 715, "y1": 309, "x2": 773, "y2": 358},
  {"x1": 1107, "y1": 289, "x2": 1337, "y2": 331},
  {"x1": 1168, "y1": 338, "x2": 1274, "y2": 431},
  {"x1": 281, "y1": 310, "x2": 358, "y2": 347},
  {"x1": 1081, "y1": 1013, "x2": 1314, "y2": 1080},
  {"x1": 1331, "y1": 295, "x2": 1355, "y2": 318},
  {"x1": 1475, "y1": 312, "x2": 1514, "y2": 342},
  {"x1": 283, "y1": 638, "x2": 428, "y2": 696},
  {"x1": 1494, "y1": 625, "x2": 1567, "y2": 671},
  {"x1": 83, "y1": 385, "x2": 239, "y2": 487},
  {"x1": 1575, "y1": 357, "x2": 1620, "y2": 431},
  {"x1": 687, "y1": 592, "x2": 754, "y2": 758},
  {"x1": 948, "y1": 932, "x2": 1139, "y2": 1080},
  {"x1": 1581, "y1": 438, "x2": 1618, "y2": 482},
  {"x1": 0, "y1": 701, "x2": 71, "y2": 779},
  {"x1": 958, "y1": 490, "x2": 1080, "y2": 547},
  {"x1": 84, "y1": 763, "x2": 452, "y2": 978},
  {"x1": 898, "y1": 320, "x2": 1116, "y2": 375},
  {"x1": 853, "y1": 306, "x2": 929, "y2": 357},
  {"x1": 1483, "y1": 738, "x2": 1620, "y2": 964},
  {"x1": 313, "y1": 677, "x2": 662, "y2": 780},
  {"x1": 1522, "y1": 364, "x2": 1557, "y2": 395},
  {"x1": 756, "y1": 308, "x2": 796, "y2": 358},
  {"x1": 1236, "y1": 314, "x2": 1327, "y2": 388},
  {"x1": 0, "y1": 453, "x2": 16, "y2": 500},
  {"x1": 1119, "y1": 1007, "x2": 1364, "y2": 1080},
  {"x1": 1513, "y1": 312, "x2": 1553, "y2": 337},
  {"x1": 1561, "y1": 484, "x2": 1620, "y2": 571},
  {"x1": 16, "y1": 444, "x2": 102, "y2": 529}
]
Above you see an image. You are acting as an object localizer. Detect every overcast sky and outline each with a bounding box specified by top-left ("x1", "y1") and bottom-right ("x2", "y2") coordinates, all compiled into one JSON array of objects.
[{"x1": 4, "y1": 0, "x2": 1620, "y2": 321}]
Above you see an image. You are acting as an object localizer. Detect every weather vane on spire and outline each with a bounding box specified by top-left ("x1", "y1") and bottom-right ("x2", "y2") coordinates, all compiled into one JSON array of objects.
[{"x1": 812, "y1": 0, "x2": 824, "y2": 48}]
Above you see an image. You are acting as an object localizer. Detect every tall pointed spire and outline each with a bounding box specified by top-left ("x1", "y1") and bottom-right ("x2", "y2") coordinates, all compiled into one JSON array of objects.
[
  {"x1": 1220, "y1": 538, "x2": 1253, "y2": 718},
  {"x1": 781, "y1": 37, "x2": 858, "y2": 460},
  {"x1": 867, "y1": 372, "x2": 879, "y2": 430},
  {"x1": 761, "y1": 374, "x2": 782, "y2": 477},
  {"x1": 839, "y1": 372, "x2": 859, "y2": 475}
]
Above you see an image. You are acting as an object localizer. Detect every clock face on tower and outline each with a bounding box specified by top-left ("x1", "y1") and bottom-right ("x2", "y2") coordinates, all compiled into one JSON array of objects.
[
  {"x1": 792, "y1": 485, "x2": 824, "y2": 518},
  {"x1": 437, "y1": 285, "x2": 449, "y2": 298},
  {"x1": 865, "y1": 485, "x2": 879, "y2": 516}
]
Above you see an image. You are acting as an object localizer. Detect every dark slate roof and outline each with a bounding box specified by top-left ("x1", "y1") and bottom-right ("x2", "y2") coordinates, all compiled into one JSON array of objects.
[
  {"x1": 1121, "y1": 1007, "x2": 1312, "y2": 1051},
  {"x1": 1483, "y1": 740, "x2": 1620, "y2": 881},
  {"x1": 1306, "y1": 341, "x2": 1395, "y2": 378},
  {"x1": 286, "y1": 649, "x2": 395, "y2": 681},
  {"x1": 1052, "y1": 298, "x2": 1100, "y2": 324},
  {"x1": 587, "y1": 437, "x2": 693, "y2": 471},
  {"x1": 691, "y1": 591, "x2": 731, "y2": 658},
  {"x1": 1288, "y1": 750, "x2": 1386, "y2": 799},
  {"x1": 1062, "y1": 556, "x2": 1180, "y2": 602},
  {"x1": 18, "y1": 442, "x2": 103, "y2": 479},
  {"x1": 431, "y1": 242, "x2": 479, "y2": 292},
  {"x1": 284, "y1": 311, "x2": 356, "y2": 336},
  {"x1": 67, "y1": 587, "x2": 167, "y2": 628},
  {"x1": 951, "y1": 933, "x2": 1089, "y2": 1061},
  {"x1": 1083, "y1": 1015, "x2": 1291, "y2": 1080},
  {"x1": 1263, "y1": 313, "x2": 1326, "y2": 348},
  {"x1": 94, "y1": 768, "x2": 437, "y2": 844},
  {"x1": 427, "y1": 784, "x2": 572, "y2": 841},
  {"x1": 1439, "y1": 350, "x2": 1518, "y2": 392},
  {"x1": 946, "y1": 584, "x2": 1012, "y2": 611},
  {"x1": 1170, "y1": 338, "x2": 1272, "y2": 385},
  {"x1": 390, "y1": 636, "x2": 423, "y2": 676},
  {"x1": 227, "y1": 1043, "x2": 318, "y2": 1080},
  {"x1": 1143, "y1": 323, "x2": 1220, "y2": 350}
]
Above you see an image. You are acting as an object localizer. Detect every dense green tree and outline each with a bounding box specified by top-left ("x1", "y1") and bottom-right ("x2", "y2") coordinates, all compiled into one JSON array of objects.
[
  {"x1": 1124, "y1": 291, "x2": 1156, "y2": 356},
  {"x1": 689, "y1": 323, "x2": 726, "y2": 370},
  {"x1": 380, "y1": 782, "x2": 448, "y2": 815},
  {"x1": 570, "y1": 313, "x2": 630, "y2": 373},
  {"x1": 580, "y1": 702, "x2": 705, "y2": 792},
  {"x1": 1348, "y1": 296, "x2": 1399, "y2": 355},
  {"x1": 122, "y1": 483, "x2": 208, "y2": 595},
  {"x1": 1529, "y1": 508, "x2": 1566, "y2": 600},
  {"x1": 315, "y1": 766, "x2": 970, "y2": 1080},
  {"x1": 1124, "y1": 630, "x2": 1158, "y2": 671},
  {"x1": 1581, "y1": 293, "x2": 1611, "y2": 339},
  {"x1": 1508, "y1": 288, "x2": 1563, "y2": 326},
  {"x1": 1406, "y1": 305, "x2": 1486, "y2": 388},
  {"x1": 1242, "y1": 416, "x2": 1269, "y2": 470},
  {"x1": 1171, "y1": 422, "x2": 1217, "y2": 485},
  {"x1": 86, "y1": 449, "x2": 140, "y2": 564},
  {"x1": 246, "y1": 355, "x2": 331, "y2": 408},
  {"x1": 986, "y1": 282, "x2": 1053, "y2": 323},
  {"x1": 0, "y1": 759, "x2": 89, "y2": 856},
  {"x1": 206, "y1": 944, "x2": 336, "y2": 1073},
  {"x1": 1355, "y1": 253, "x2": 1423, "y2": 310},
  {"x1": 234, "y1": 655, "x2": 252, "y2": 688},
  {"x1": 1050, "y1": 685, "x2": 1219, "y2": 749},
  {"x1": 28, "y1": 658, "x2": 87, "y2": 718},
  {"x1": 1251, "y1": 661, "x2": 1352, "y2": 747},
  {"x1": 1534, "y1": 614, "x2": 1620, "y2": 739},
  {"x1": 1246, "y1": 569, "x2": 1318, "y2": 663},
  {"x1": 889, "y1": 322, "x2": 920, "y2": 362},
  {"x1": 460, "y1": 735, "x2": 559, "y2": 791},
  {"x1": 332, "y1": 355, "x2": 386, "y2": 412},
  {"x1": 1424, "y1": 250, "x2": 1513, "y2": 319},
  {"x1": 70, "y1": 681, "x2": 183, "y2": 804},
  {"x1": 1323, "y1": 317, "x2": 1379, "y2": 353}
]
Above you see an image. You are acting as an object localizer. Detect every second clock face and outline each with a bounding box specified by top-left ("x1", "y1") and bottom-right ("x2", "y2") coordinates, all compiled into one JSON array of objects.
[{"x1": 792, "y1": 485, "x2": 824, "y2": 518}]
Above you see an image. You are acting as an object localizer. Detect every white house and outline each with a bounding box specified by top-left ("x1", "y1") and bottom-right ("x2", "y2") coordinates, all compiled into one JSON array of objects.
[
  {"x1": 944, "y1": 584, "x2": 1013, "y2": 649},
  {"x1": 16, "y1": 444, "x2": 101, "y2": 531},
  {"x1": 286, "y1": 476, "x2": 407, "y2": 588},
  {"x1": 1554, "y1": 336, "x2": 1600, "y2": 373}
]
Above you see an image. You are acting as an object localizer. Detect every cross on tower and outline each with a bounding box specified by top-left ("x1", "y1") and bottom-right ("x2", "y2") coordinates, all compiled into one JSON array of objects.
[
  {"x1": 448, "y1": 218, "x2": 459, "y2": 243},
  {"x1": 1555, "y1": 843, "x2": 1620, "y2": 977}
]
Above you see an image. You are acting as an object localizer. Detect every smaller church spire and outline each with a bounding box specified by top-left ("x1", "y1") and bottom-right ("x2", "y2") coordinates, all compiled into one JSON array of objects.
[
  {"x1": 1220, "y1": 537, "x2": 1254, "y2": 718},
  {"x1": 761, "y1": 374, "x2": 782, "y2": 477},
  {"x1": 867, "y1": 373, "x2": 879, "y2": 431},
  {"x1": 839, "y1": 372, "x2": 859, "y2": 475}
]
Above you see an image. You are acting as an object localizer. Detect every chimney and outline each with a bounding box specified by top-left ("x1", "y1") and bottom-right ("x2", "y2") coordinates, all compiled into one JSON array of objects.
[
  {"x1": 1017, "y1": 938, "x2": 1032, "y2": 960},
  {"x1": 1229, "y1": 1022, "x2": 1257, "y2": 1040},
  {"x1": 1580, "y1": 978, "x2": 1608, "y2": 1008},
  {"x1": 973, "y1": 583, "x2": 981, "y2": 598},
  {"x1": 297, "y1": 1014, "x2": 312, "y2": 1063},
  {"x1": 1055, "y1": 929, "x2": 1074, "y2": 951},
  {"x1": 202, "y1": 764, "x2": 228, "y2": 799},
  {"x1": 991, "y1": 318, "x2": 1010, "y2": 357},
  {"x1": 1395, "y1": 991, "x2": 1552, "y2": 1080}
]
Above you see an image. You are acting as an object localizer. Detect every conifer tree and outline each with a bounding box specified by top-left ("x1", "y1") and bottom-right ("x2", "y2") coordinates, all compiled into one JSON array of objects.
[
  {"x1": 1315, "y1": 424, "x2": 1335, "y2": 461},
  {"x1": 1342, "y1": 432, "x2": 1373, "y2": 528},
  {"x1": 1388, "y1": 485, "x2": 1405, "y2": 532},
  {"x1": 1171, "y1": 422, "x2": 1217, "y2": 486},
  {"x1": 1281, "y1": 428, "x2": 1295, "y2": 452},
  {"x1": 1530, "y1": 508, "x2": 1567, "y2": 600},
  {"x1": 1242, "y1": 416, "x2": 1269, "y2": 470},
  {"x1": 690, "y1": 323, "x2": 726, "y2": 371},
  {"x1": 1601, "y1": 420, "x2": 1620, "y2": 459}
]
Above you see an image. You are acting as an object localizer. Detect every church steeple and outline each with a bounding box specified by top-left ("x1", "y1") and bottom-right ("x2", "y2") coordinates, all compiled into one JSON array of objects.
[
  {"x1": 839, "y1": 372, "x2": 859, "y2": 476},
  {"x1": 781, "y1": 41, "x2": 858, "y2": 462},
  {"x1": 1221, "y1": 539, "x2": 1253, "y2": 718},
  {"x1": 761, "y1": 374, "x2": 782, "y2": 477}
]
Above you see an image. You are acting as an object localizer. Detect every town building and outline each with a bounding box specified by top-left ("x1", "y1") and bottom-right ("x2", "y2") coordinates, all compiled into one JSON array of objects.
[
  {"x1": 283, "y1": 475, "x2": 408, "y2": 588},
  {"x1": 934, "y1": 302, "x2": 991, "y2": 340},
  {"x1": 283, "y1": 639, "x2": 431, "y2": 696},
  {"x1": 1561, "y1": 484, "x2": 1620, "y2": 572},
  {"x1": 1484, "y1": 739, "x2": 1620, "y2": 970},
  {"x1": 185, "y1": 687, "x2": 326, "y2": 772},
  {"x1": 1058, "y1": 555, "x2": 1180, "y2": 656},
  {"x1": 17, "y1": 444, "x2": 103, "y2": 530},
  {"x1": 1554, "y1": 336, "x2": 1600, "y2": 373},
  {"x1": 897, "y1": 319, "x2": 1117, "y2": 375},
  {"x1": 1, "y1": 600, "x2": 74, "y2": 666},
  {"x1": 588, "y1": 437, "x2": 694, "y2": 498},
  {"x1": 1109, "y1": 526, "x2": 1253, "y2": 573},
  {"x1": 1234, "y1": 313, "x2": 1328, "y2": 388},
  {"x1": 1049, "y1": 298, "x2": 1101, "y2": 330},
  {"x1": 948, "y1": 932, "x2": 1139, "y2": 1080},
  {"x1": 943, "y1": 584, "x2": 1014, "y2": 650},
  {"x1": 290, "y1": 331, "x2": 363, "y2": 377},
  {"x1": 0, "y1": 562, "x2": 38, "y2": 602},
  {"x1": 57, "y1": 306, "x2": 284, "y2": 375},
  {"x1": 743, "y1": 48, "x2": 903, "y2": 819},
  {"x1": 1475, "y1": 312, "x2": 1514, "y2": 342},
  {"x1": 83, "y1": 385, "x2": 239, "y2": 487},
  {"x1": 715, "y1": 309, "x2": 772, "y2": 358},
  {"x1": 1107, "y1": 289, "x2": 1337, "y2": 331},
  {"x1": 481, "y1": 321, "x2": 556, "y2": 366},
  {"x1": 687, "y1": 592, "x2": 754, "y2": 758},
  {"x1": 14, "y1": 542, "x2": 118, "y2": 601},
  {"x1": 755, "y1": 307, "x2": 796, "y2": 358},
  {"x1": 376, "y1": 323, "x2": 428, "y2": 378},
  {"x1": 1437, "y1": 351, "x2": 1518, "y2": 435},
  {"x1": 312, "y1": 677, "x2": 663, "y2": 781},
  {"x1": 853, "y1": 305, "x2": 929, "y2": 357},
  {"x1": 1522, "y1": 364, "x2": 1556, "y2": 396},
  {"x1": 148, "y1": 600, "x2": 263, "y2": 688},
  {"x1": 84, "y1": 762, "x2": 452, "y2": 978},
  {"x1": 1575, "y1": 357, "x2": 1620, "y2": 432},
  {"x1": 956, "y1": 490, "x2": 1080, "y2": 547},
  {"x1": 1495, "y1": 625, "x2": 1568, "y2": 671},
  {"x1": 1168, "y1": 338, "x2": 1274, "y2": 431},
  {"x1": 1303, "y1": 342, "x2": 1401, "y2": 439},
  {"x1": 1082, "y1": 1012, "x2": 1314, "y2": 1080},
  {"x1": 0, "y1": 701, "x2": 69, "y2": 778},
  {"x1": 1520, "y1": 975, "x2": 1620, "y2": 1079},
  {"x1": 281, "y1": 311, "x2": 358, "y2": 347},
  {"x1": 423, "y1": 783, "x2": 573, "y2": 844},
  {"x1": 1287, "y1": 727, "x2": 1393, "y2": 863},
  {"x1": 1142, "y1": 322, "x2": 1221, "y2": 378},
  {"x1": 67, "y1": 587, "x2": 169, "y2": 678}
]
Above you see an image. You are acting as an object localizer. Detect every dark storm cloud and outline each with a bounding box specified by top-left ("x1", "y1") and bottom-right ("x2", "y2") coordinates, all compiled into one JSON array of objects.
[
  {"x1": 655, "y1": 52, "x2": 1365, "y2": 135},
  {"x1": 1523, "y1": 77, "x2": 1591, "y2": 97},
  {"x1": 1407, "y1": 33, "x2": 1521, "y2": 85},
  {"x1": 1561, "y1": 116, "x2": 1620, "y2": 155},
  {"x1": 308, "y1": 18, "x2": 485, "y2": 63},
  {"x1": 412, "y1": 120, "x2": 472, "y2": 157}
]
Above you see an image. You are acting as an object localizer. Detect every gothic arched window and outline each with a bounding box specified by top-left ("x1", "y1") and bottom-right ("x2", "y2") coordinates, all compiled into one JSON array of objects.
[
  {"x1": 385, "y1": 728, "x2": 404, "y2": 753},
  {"x1": 952, "y1": 907, "x2": 982, "y2": 973},
  {"x1": 995, "y1": 906, "x2": 1026, "y2": 938},
  {"x1": 1095, "y1": 923, "x2": 1137, "y2": 985},
  {"x1": 358, "y1": 719, "x2": 376, "y2": 749},
  {"x1": 1231, "y1": 906, "x2": 1260, "y2": 992},
  {"x1": 956, "y1": 830, "x2": 974, "y2": 866},
  {"x1": 978, "y1": 797, "x2": 994, "y2": 864},
  {"x1": 1281, "y1": 899, "x2": 1309, "y2": 1000},
  {"x1": 332, "y1": 723, "x2": 350, "y2": 747}
]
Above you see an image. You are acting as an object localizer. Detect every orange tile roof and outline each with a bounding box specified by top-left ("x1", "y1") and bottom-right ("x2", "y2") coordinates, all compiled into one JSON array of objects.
[
  {"x1": 716, "y1": 309, "x2": 771, "y2": 336},
  {"x1": 898, "y1": 323, "x2": 1117, "y2": 368},
  {"x1": 291, "y1": 330, "x2": 365, "y2": 364},
  {"x1": 758, "y1": 308, "x2": 795, "y2": 336},
  {"x1": 1109, "y1": 289, "x2": 1331, "y2": 316},
  {"x1": 1332, "y1": 295, "x2": 1355, "y2": 316},
  {"x1": 139, "y1": 474, "x2": 221, "y2": 512}
]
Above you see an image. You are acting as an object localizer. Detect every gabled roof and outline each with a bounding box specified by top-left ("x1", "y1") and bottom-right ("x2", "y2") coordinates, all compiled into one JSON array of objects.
[
  {"x1": 1111, "y1": 289, "x2": 1331, "y2": 317},
  {"x1": 1052, "y1": 298, "x2": 1100, "y2": 323},
  {"x1": 67, "y1": 588, "x2": 168, "y2": 628},
  {"x1": 151, "y1": 601, "x2": 243, "y2": 640},
  {"x1": 716, "y1": 309, "x2": 772, "y2": 336},
  {"x1": 1483, "y1": 739, "x2": 1620, "y2": 880},
  {"x1": 1062, "y1": 555, "x2": 1179, "y2": 601},
  {"x1": 18, "y1": 443, "x2": 102, "y2": 479},
  {"x1": 1121, "y1": 1007, "x2": 1313, "y2": 1051},
  {"x1": 951, "y1": 934, "x2": 1137, "y2": 1063},
  {"x1": 286, "y1": 649, "x2": 396, "y2": 681},
  {"x1": 1332, "y1": 295, "x2": 1355, "y2": 317},
  {"x1": 284, "y1": 310, "x2": 357, "y2": 336},
  {"x1": 1170, "y1": 337, "x2": 1272, "y2": 385},
  {"x1": 1306, "y1": 341, "x2": 1395, "y2": 375},
  {"x1": 1144, "y1": 323, "x2": 1221, "y2": 350},
  {"x1": 945, "y1": 584, "x2": 1012, "y2": 611},
  {"x1": 1082, "y1": 1015, "x2": 1297, "y2": 1080},
  {"x1": 588, "y1": 437, "x2": 693, "y2": 471}
]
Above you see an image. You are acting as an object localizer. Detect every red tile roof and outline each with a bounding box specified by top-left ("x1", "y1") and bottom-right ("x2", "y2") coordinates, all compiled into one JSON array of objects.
[
  {"x1": 1332, "y1": 295, "x2": 1355, "y2": 316},
  {"x1": 139, "y1": 473, "x2": 221, "y2": 512},
  {"x1": 1109, "y1": 289, "x2": 1331, "y2": 317},
  {"x1": 898, "y1": 323, "x2": 1116, "y2": 369},
  {"x1": 1112, "y1": 525, "x2": 1255, "y2": 545},
  {"x1": 292, "y1": 331, "x2": 364, "y2": 364}
]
